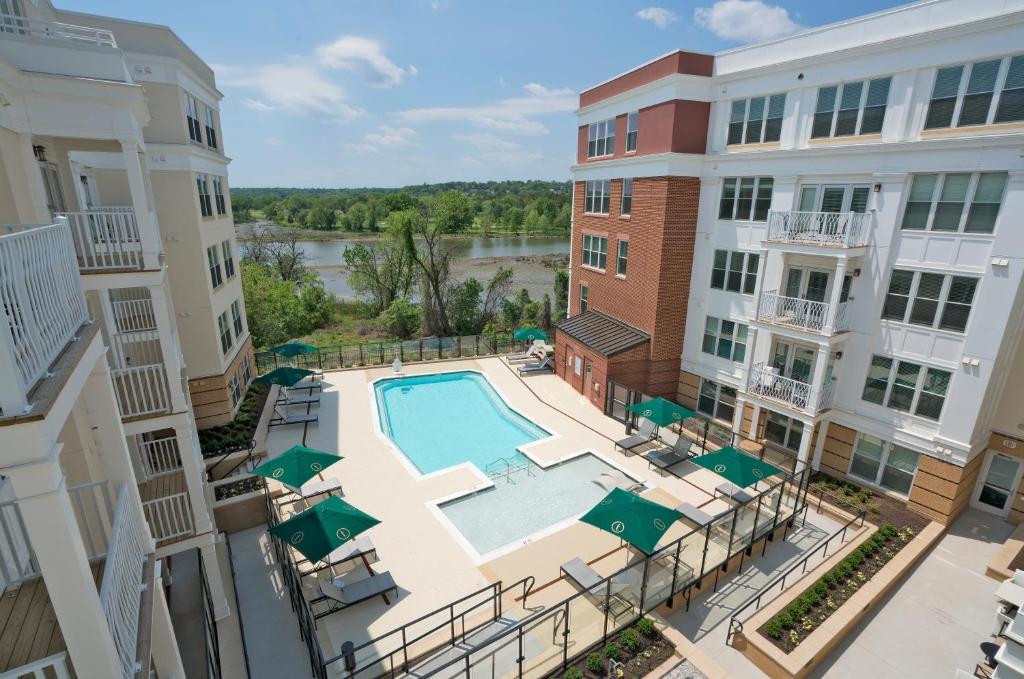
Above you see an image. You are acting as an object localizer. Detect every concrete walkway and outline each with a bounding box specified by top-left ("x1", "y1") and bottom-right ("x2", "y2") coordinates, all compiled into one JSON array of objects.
[{"x1": 809, "y1": 508, "x2": 1013, "y2": 678}]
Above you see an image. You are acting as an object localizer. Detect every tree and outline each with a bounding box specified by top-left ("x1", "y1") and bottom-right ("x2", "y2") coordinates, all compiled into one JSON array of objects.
[
  {"x1": 393, "y1": 209, "x2": 453, "y2": 336},
  {"x1": 554, "y1": 270, "x2": 569, "y2": 319},
  {"x1": 481, "y1": 267, "x2": 514, "y2": 328},
  {"x1": 447, "y1": 278, "x2": 483, "y2": 335},
  {"x1": 240, "y1": 263, "x2": 336, "y2": 348},
  {"x1": 379, "y1": 298, "x2": 420, "y2": 339},
  {"x1": 431, "y1": 191, "x2": 474, "y2": 234},
  {"x1": 342, "y1": 239, "x2": 414, "y2": 315},
  {"x1": 542, "y1": 294, "x2": 552, "y2": 330},
  {"x1": 382, "y1": 192, "x2": 418, "y2": 213}
]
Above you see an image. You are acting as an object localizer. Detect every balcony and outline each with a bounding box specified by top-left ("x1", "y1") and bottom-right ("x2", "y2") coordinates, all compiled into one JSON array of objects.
[
  {"x1": 58, "y1": 208, "x2": 144, "y2": 273},
  {"x1": 0, "y1": 221, "x2": 90, "y2": 415},
  {"x1": 112, "y1": 364, "x2": 172, "y2": 420},
  {"x1": 765, "y1": 210, "x2": 870, "y2": 248},
  {"x1": 0, "y1": 14, "x2": 127, "y2": 81},
  {"x1": 746, "y1": 362, "x2": 834, "y2": 415},
  {"x1": 756, "y1": 290, "x2": 850, "y2": 336}
]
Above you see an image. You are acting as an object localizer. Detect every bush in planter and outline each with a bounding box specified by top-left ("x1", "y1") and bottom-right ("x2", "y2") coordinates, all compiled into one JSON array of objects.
[
  {"x1": 775, "y1": 609, "x2": 793, "y2": 629},
  {"x1": 604, "y1": 642, "x2": 621, "y2": 661},
  {"x1": 564, "y1": 668, "x2": 583, "y2": 679},
  {"x1": 765, "y1": 617, "x2": 784, "y2": 639},
  {"x1": 813, "y1": 581, "x2": 828, "y2": 598},
  {"x1": 621, "y1": 628, "x2": 641, "y2": 653},
  {"x1": 635, "y1": 617, "x2": 656, "y2": 637},
  {"x1": 586, "y1": 653, "x2": 603, "y2": 674}
]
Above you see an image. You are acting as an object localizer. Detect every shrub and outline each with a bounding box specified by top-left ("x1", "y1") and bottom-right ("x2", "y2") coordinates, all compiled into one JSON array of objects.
[
  {"x1": 564, "y1": 668, "x2": 583, "y2": 679},
  {"x1": 586, "y1": 653, "x2": 603, "y2": 674},
  {"x1": 803, "y1": 590, "x2": 821, "y2": 607},
  {"x1": 814, "y1": 581, "x2": 828, "y2": 597},
  {"x1": 880, "y1": 524, "x2": 897, "y2": 539},
  {"x1": 621, "y1": 628, "x2": 641, "y2": 653},
  {"x1": 821, "y1": 571, "x2": 836, "y2": 588},
  {"x1": 604, "y1": 643, "x2": 621, "y2": 661},
  {"x1": 775, "y1": 609, "x2": 793, "y2": 628},
  {"x1": 635, "y1": 617, "x2": 656, "y2": 637},
  {"x1": 765, "y1": 617, "x2": 784, "y2": 639}
]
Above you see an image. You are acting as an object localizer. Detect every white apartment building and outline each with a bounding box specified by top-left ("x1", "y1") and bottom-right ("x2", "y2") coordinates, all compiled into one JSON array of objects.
[
  {"x1": 568, "y1": 0, "x2": 1024, "y2": 526},
  {"x1": 0, "y1": 2, "x2": 244, "y2": 676}
]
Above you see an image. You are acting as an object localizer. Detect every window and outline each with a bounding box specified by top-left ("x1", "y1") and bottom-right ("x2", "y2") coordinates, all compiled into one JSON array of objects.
[
  {"x1": 625, "y1": 112, "x2": 638, "y2": 152},
  {"x1": 584, "y1": 180, "x2": 611, "y2": 214},
  {"x1": 727, "y1": 94, "x2": 785, "y2": 145},
  {"x1": 701, "y1": 316, "x2": 748, "y2": 362},
  {"x1": 710, "y1": 249, "x2": 759, "y2": 294},
  {"x1": 222, "y1": 240, "x2": 235, "y2": 279},
  {"x1": 212, "y1": 176, "x2": 227, "y2": 215},
  {"x1": 764, "y1": 411, "x2": 804, "y2": 452},
  {"x1": 861, "y1": 355, "x2": 951, "y2": 420},
  {"x1": 581, "y1": 234, "x2": 608, "y2": 269},
  {"x1": 217, "y1": 311, "x2": 232, "y2": 354},
  {"x1": 849, "y1": 434, "x2": 920, "y2": 496},
  {"x1": 207, "y1": 245, "x2": 223, "y2": 290},
  {"x1": 616, "y1": 240, "x2": 628, "y2": 276},
  {"x1": 718, "y1": 177, "x2": 773, "y2": 221},
  {"x1": 196, "y1": 173, "x2": 212, "y2": 217},
  {"x1": 587, "y1": 118, "x2": 615, "y2": 157},
  {"x1": 185, "y1": 93, "x2": 202, "y2": 143},
  {"x1": 901, "y1": 172, "x2": 1007, "y2": 233},
  {"x1": 697, "y1": 379, "x2": 736, "y2": 422},
  {"x1": 578, "y1": 284, "x2": 588, "y2": 313},
  {"x1": 204, "y1": 106, "x2": 218, "y2": 149},
  {"x1": 231, "y1": 299, "x2": 244, "y2": 336},
  {"x1": 241, "y1": 356, "x2": 252, "y2": 385},
  {"x1": 230, "y1": 372, "x2": 241, "y2": 407},
  {"x1": 811, "y1": 77, "x2": 892, "y2": 138},
  {"x1": 620, "y1": 178, "x2": 633, "y2": 216},
  {"x1": 881, "y1": 269, "x2": 978, "y2": 332},
  {"x1": 925, "y1": 55, "x2": 1024, "y2": 129}
]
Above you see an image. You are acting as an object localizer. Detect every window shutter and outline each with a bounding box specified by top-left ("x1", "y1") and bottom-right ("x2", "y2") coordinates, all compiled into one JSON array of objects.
[{"x1": 996, "y1": 55, "x2": 1024, "y2": 123}]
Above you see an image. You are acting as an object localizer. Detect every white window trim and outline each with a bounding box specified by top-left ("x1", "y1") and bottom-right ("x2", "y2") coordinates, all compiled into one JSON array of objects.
[
  {"x1": 763, "y1": 411, "x2": 804, "y2": 453},
  {"x1": 811, "y1": 77, "x2": 892, "y2": 139},
  {"x1": 701, "y1": 316, "x2": 748, "y2": 363},
  {"x1": 881, "y1": 268, "x2": 978, "y2": 333},
  {"x1": 625, "y1": 111, "x2": 638, "y2": 153},
  {"x1": 718, "y1": 177, "x2": 774, "y2": 222},
  {"x1": 620, "y1": 178, "x2": 633, "y2": 217},
  {"x1": 900, "y1": 171, "x2": 1007, "y2": 235},
  {"x1": 581, "y1": 233, "x2": 608, "y2": 271},
  {"x1": 587, "y1": 118, "x2": 616, "y2": 158},
  {"x1": 727, "y1": 94, "x2": 786, "y2": 145},
  {"x1": 848, "y1": 433, "x2": 921, "y2": 498},
  {"x1": 925, "y1": 54, "x2": 1022, "y2": 130},
  {"x1": 862, "y1": 354, "x2": 952, "y2": 421},
  {"x1": 697, "y1": 378, "x2": 737, "y2": 423},
  {"x1": 710, "y1": 249, "x2": 759, "y2": 294},
  {"x1": 584, "y1": 180, "x2": 611, "y2": 215},
  {"x1": 616, "y1": 239, "x2": 628, "y2": 277}
]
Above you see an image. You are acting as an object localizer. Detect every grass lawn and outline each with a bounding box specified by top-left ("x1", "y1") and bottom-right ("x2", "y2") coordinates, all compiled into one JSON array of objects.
[{"x1": 294, "y1": 300, "x2": 395, "y2": 346}]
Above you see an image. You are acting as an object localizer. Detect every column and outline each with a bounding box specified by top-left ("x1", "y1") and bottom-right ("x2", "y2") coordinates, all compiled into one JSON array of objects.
[
  {"x1": 17, "y1": 134, "x2": 51, "y2": 222},
  {"x1": 120, "y1": 139, "x2": 161, "y2": 270},
  {"x1": 174, "y1": 422, "x2": 213, "y2": 535},
  {"x1": 796, "y1": 418, "x2": 815, "y2": 465},
  {"x1": 150, "y1": 282, "x2": 187, "y2": 413},
  {"x1": 200, "y1": 538, "x2": 230, "y2": 620},
  {"x1": 150, "y1": 563, "x2": 187, "y2": 678},
  {"x1": 731, "y1": 397, "x2": 747, "y2": 437},
  {"x1": 822, "y1": 258, "x2": 848, "y2": 336},
  {"x1": 4, "y1": 448, "x2": 122, "y2": 678},
  {"x1": 749, "y1": 402, "x2": 762, "y2": 440},
  {"x1": 811, "y1": 420, "x2": 829, "y2": 470},
  {"x1": 808, "y1": 345, "x2": 831, "y2": 416}
]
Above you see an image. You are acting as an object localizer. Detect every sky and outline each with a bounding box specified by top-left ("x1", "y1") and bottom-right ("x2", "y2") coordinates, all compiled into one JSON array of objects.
[{"x1": 59, "y1": 0, "x2": 908, "y2": 188}]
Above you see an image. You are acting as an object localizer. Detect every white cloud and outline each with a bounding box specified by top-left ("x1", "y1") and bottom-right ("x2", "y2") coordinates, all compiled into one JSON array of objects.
[
  {"x1": 409, "y1": 64, "x2": 419, "y2": 76},
  {"x1": 452, "y1": 133, "x2": 520, "y2": 152},
  {"x1": 393, "y1": 83, "x2": 575, "y2": 135},
  {"x1": 265, "y1": 136, "x2": 282, "y2": 147},
  {"x1": 344, "y1": 143, "x2": 380, "y2": 154},
  {"x1": 315, "y1": 36, "x2": 408, "y2": 88},
  {"x1": 694, "y1": 0, "x2": 803, "y2": 43},
  {"x1": 365, "y1": 125, "x2": 416, "y2": 147},
  {"x1": 218, "y1": 61, "x2": 361, "y2": 121},
  {"x1": 636, "y1": 7, "x2": 678, "y2": 29}
]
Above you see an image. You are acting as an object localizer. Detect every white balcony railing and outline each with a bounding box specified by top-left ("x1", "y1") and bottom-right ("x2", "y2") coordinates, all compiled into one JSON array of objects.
[
  {"x1": 0, "y1": 13, "x2": 117, "y2": 47},
  {"x1": 756, "y1": 291, "x2": 852, "y2": 335},
  {"x1": 57, "y1": 208, "x2": 143, "y2": 272},
  {"x1": 112, "y1": 298, "x2": 158, "y2": 333},
  {"x1": 142, "y1": 492, "x2": 193, "y2": 544},
  {"x1": 99, "y1": 485, "x2": 148, "y2": 679},
  {"x1": 111, "y1": 363, "x2": 172, "y2": 419},
  {"x1": 746, "y1": 362, "x2": 834, "y2": 414},
  {"x1": 0, "y1": 220, "x2": 89, "y2": 412},
  {"x1": 138, "y1": 436, "x2": 182, "y2": 478},
  {"x1": 766, "y1": 210, "x2": 870, "y2": 247}
]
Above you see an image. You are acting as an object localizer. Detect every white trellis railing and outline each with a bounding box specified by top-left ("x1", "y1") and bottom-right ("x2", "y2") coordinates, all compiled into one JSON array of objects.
[
  {"x1": 111, "y1": 364, "x2": 171, "y2": 419},
  {"x1": 142, "y1": 492, "x2": 193, "y2": 544},
  {"x1": 137, "y1": 436, "x2": 182, "y2": 478},
  {"x1": 57, "y1": 208, "x2": 143, "y2": 272},
  {"x1": 757, "y1": 290, "x2": 830, "y2": 333},
  {"x1": 766, "y1": 210, "x2": 870, "y2": 247},
  {"x1": 99, "y1": 485, "x2": 148, "y2": 679},
  {"x1": 0, "y1": 651, "x2": 72, "y2": 679},
  {"x1": 747, "y1": 363, "x2": 815, "y2": 412},
  {"x1": 0, "y1": 220, "x2": 89, "y2": 414}
]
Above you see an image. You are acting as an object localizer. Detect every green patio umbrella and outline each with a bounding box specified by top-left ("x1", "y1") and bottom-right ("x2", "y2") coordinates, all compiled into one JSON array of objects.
[
  {"x1": 625, "y1": 397, "x2": 695, "y2": 427},
  {"x1": 513, "y1": 327, "x2": 548, "y2": 342},
  {"x1": 251, "y1": 444, "x2": 342, "y2": 492},
  {"x1": 270, "y1": 342, "x2": 319, "y2": 359},
  {"x1": 692, "y1": 446, "x2": 782, "y2": 488},
  {"x1": 580, "y1": 488, "x2": 682, "y2": 554},
  {"x1": 253, "y1": 366, "x2": 316, "y2": 387},
  {"x1": 269, "y1": 496, "x2": 380, "y2": 564}
]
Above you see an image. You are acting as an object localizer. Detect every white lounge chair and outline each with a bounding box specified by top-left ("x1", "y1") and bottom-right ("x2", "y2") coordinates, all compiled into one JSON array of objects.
[
  {"x1": 593, "y1": 470, "x2": 644, "y2": 494},
  {"x1": 507, "y1": 341, "x2": 545, "y2": 363},
  {"x1": 518, "y1": 357, "x2": 553, "y2": 375},
  {"x1": 313, "y1": 571, "x2": 397, "y2": 618}
]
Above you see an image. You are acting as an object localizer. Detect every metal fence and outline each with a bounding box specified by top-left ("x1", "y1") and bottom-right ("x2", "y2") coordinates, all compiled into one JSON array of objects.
[
  {"x1": 199, "y1": 548, "x2": 224, "y2": 679},
  {"x1": 254, "y1": 332, "x2": 520, "y2": 374}
]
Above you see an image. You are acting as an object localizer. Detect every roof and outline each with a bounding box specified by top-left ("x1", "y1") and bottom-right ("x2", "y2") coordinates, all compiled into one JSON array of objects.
[{"x1": 555, "y1": 310, "x2": 650, "y2": 357}]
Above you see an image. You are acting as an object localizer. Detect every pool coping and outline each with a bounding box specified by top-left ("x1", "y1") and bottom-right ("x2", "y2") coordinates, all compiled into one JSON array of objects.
[{"x1": 367, "y1": 367, "x2": 645, "y2": 565}]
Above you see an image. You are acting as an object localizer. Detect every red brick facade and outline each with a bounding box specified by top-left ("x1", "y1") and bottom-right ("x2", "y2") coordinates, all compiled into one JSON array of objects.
[
  {"x1": 579, "y1": 50, "x2": 714, "y2": 108},
  {"x1": 576, "y1": 99, "x2": 710, "y2": 163}
]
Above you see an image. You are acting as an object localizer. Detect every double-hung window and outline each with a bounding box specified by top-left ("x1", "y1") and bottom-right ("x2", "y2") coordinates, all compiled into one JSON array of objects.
[
  {"x1": 230, "y1": 372, "x2": 241, "y2": 407},
  {"x1": 616, "y1": 240, "x2": 628, "y2": 276},
  {"x1": 764, "y1": 411, "x2": 804, "y2": 452},
  {"x1": 231, "y1": 299, "x2": 244, "y2": 336},
  {"x1": 581, "y1": 234, "x2": 608, "y2": 269},
  {"x1": 625, "y1": 112, "x2": 638, "y2": 152},
  {"x1": 811, "y1": 77, "x2": 892, "y2": 138},
  {"x1": 213, "y1": 176, "x2": 227, "y2": 215},
  {"x1": 217, "y1": 311, "x2": 232, "y2": 354},
  {"x1": 204, "y1": 106, "x2": 218, "y2": 149},
  {"x1": 901, "y1": 172, "x2": 1007, "y2": 233},
  {"x1": 881, "y1": 269, "x2": 978, "y2": 332},
  {"x1": 222, "y1": 240, "x2": 235, "y2": 279},
  {"x1": 861, "y1": 355, "x2": 951, "y2": 420},
  {"x1": 241, "y1": 356, "x2": 252, "y2": 385},
  {"x1": 185, "y1": 94, "x2": 203, "y2": 143},
  {"x1": 207, "y1": 245, "x2": 223, "y2": 290},
  {"x1": 579, "y1": 284, "x2": 588, "y2": 313},
  {"x1": 727, "y1": 94, "x2": 786, "y2": 145},
  {"x1": 587, "y1": 118, "x2": 616, "y2": 157},
  {"x1": 620, "y1": 178, "x2": 633, "y2": 216},
  {"x1": 710, "y1": 249, "x2": 759, "y2": 294},
  {"x1": 697, "y1": 379, "x2": 736, "y2": 422},
  {"x1": 584, "y1": 180, "x2": 611, "y2": 214},
  {"x1": 719, "y1": 177, "x2": 773, "y2": 221},
  {"x1": 925, "y1": 55, "x2": 1024, "y2": 129},
  {"x1": 702, "y1": 316, "x2": 748, "y2": 362},
  {"x1": 196, "y1": 173, "x2": 212, "y2": 217},
  {"x1": 849, "y1": 434, "x2": 920, "y2": 496}
]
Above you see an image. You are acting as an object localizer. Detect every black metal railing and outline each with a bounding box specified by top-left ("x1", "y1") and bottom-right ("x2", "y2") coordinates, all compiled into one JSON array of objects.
[
  {"x1": 205, "y1": 439, "x2": 257, "y2": 482},
  {"x1": 254, "y1": 332, "x2": 520, "y2": 374},
  {"x1": 199, "y1": 548, "x2": 223, "y2": 679}
]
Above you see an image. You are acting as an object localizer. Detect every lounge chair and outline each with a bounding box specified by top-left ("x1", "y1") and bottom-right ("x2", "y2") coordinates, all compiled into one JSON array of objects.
[
  {"x1": 675, "y1": 502, "x2": 717, "y2": 527},
  {"x1": 593, "y1": 470, "x2": 644, "y2": 494},
  {"x1": 269, "y1": 406, "x2": 318, "y2": 427},
  {"x1": 312, "y1": 571, "x2": 397, "y2": 618},
  {"x1": 518, "y1": 357, "x2": 554, "y2": 375},
  {"x1": 298, "y1": 536, "x2": 377, "y2": 576},
  {"x1": 615, "y1": 419, "x2": 657, "y2": 453},
  {"x1": 277, "y1": 391, "x2": 321, "y2": 406},
  {"x1": 507, "y1": 342, "x2": 545, "y2": 363},
  {"x1": 645, "y1": 436, "x2": 694, "y2": 474},
  {"x1": 561, "y1": 558, "x2": 633, "y2": 621},
  {"x1": 715, "y1": 482, "x2": 756, "y2": 504}
]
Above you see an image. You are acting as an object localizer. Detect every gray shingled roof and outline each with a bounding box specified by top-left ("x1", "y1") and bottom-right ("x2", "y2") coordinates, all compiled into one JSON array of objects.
[{"x1": 555, "y1": 310, "x2": 650, "y2": 357}]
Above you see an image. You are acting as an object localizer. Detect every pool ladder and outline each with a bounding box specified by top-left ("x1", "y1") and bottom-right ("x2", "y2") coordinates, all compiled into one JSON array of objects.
[{"x1": 484, "y1": 456, "x2": 534, "y2": 484}]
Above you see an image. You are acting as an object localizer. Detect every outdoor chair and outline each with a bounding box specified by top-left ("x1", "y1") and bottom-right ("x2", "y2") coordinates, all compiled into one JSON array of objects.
[
  {"x1": 644, "y1": 436, "x2": 694, "y2": 474},
  {"x1": 614, "y1": 419, "x2": 657, "y2": 453},
  {"x1": 518, "y1": 357, "x2": 554, "y2": 375},
  {"x1": 312, "y1": 571, "x2": 397, "y2": 618},
  {"x1": 592, "y1": 470, "x2": 644, "y2": 494},
  {"x1": 507, "y1": 342, "x2": 545, "y2": 363},
  {"x1": 560, "y1": 558, "x2": 633, "y2": 621},
  {"x1": 269, "y1": 406, "x2": 319, "y2": 427},
  {"x1": 715, "y1": 482, "x2": 756, "y2": 504},
  {"x1": 297, "y1": 536, "x2": 378, "y2": 578},
  {"x1": 277, "y1": 391, "x2": 321, "y2": 406}
]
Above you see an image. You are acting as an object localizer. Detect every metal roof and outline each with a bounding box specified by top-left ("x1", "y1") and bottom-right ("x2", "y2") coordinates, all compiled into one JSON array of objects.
[{"x1": 555, "y1": 310, "x2": 650, "y2": 357}]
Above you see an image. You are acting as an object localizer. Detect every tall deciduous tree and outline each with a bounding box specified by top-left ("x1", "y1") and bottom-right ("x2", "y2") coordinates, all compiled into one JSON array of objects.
[
  {"x1": 393, "y1": 209, "x2": 453, "y2": 336},
  {"x1": 431, "y1": 191, "x2": 475, "y2": 233},
  {"x1": 342, "y1": 239, "x2": 414, "y2": 315}
]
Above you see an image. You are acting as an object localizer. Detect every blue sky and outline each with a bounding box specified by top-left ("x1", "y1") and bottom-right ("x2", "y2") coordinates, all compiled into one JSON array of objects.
[{"x1": 60, "y1": 0, "x2": 906, "y2": 188}]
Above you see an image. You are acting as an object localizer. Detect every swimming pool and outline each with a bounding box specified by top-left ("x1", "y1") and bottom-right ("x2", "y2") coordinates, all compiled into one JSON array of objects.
[{"x1": 374, "y1": 371, "x2": 640, "y2": 559}]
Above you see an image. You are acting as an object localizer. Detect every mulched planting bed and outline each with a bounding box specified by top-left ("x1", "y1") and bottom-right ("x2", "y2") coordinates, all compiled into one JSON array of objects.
[
  {"x1": 549, "y1": 617, "x2": 674, "y2": 679},
  {"x1": 808, "y1": 471, "x2": 929, "y2": 532},
  {"x1": 199, "y1": 383, "x2": 270, "y2": 458},
  {"x1": 214, "y1": 476, "x2": 265, "y2": 501}
]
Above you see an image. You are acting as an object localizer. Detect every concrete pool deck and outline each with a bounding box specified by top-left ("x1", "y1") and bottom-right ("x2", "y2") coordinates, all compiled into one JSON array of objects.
[{"x1": 258, "y1": 356, "x2": 797, "y2": 672}]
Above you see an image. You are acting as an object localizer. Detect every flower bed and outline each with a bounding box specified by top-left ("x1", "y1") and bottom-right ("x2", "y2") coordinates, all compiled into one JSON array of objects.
[
  {"x1": 199, "y1": 384, "x2": 270, "y2": 458},
  {"x1": 758, "y1": 523, "x2": 917, "y2": 652},
  {"x1": 214, "y1": 475, "x2": 265, "y2": 502},
  {"x1": 553, "y1": 618, "x2": 674, "y2": 679}
]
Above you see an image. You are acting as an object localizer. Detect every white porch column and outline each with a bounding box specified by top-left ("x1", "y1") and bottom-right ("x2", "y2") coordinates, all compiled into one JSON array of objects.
[
  {"x1": 732, "y1": 397, "x2": 747, "y2": 437},
  {"x1": 200, "y1": 537, "x2": 230, "y2": 620},
  {"x1": 150, "y1": 562, "x2": 187, "y2": 678},
  {"x1": 823, "y1": 258, "x2": 849, "y2": 335},
  {"x1": 4, "y1": 447, "x2": 122, "y2": 678},
  {"x1": 811, "y1": 420, "x2": 829, "y2": 470},
  {"x1": 174, "y1": 422, "x2": 213, "y2": 535},
  {"x1": 17, "y1": 134, "x2": 52, "y2": 222},
  {"x1": 150, "y1": 282, "x2": 187, "y2": 413},
  {"x1": 808, "y1": 345, "x2": 832, "y2": 416},
  {"x1": 749, "y1": 402, "x2": 762, "y2": 440},
  {"x1": 120, "y1": 140, "x2": 161, "y2": 270},
  {"x1": 796, "y1": 417, "x2": 815, "y2": 465}
]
